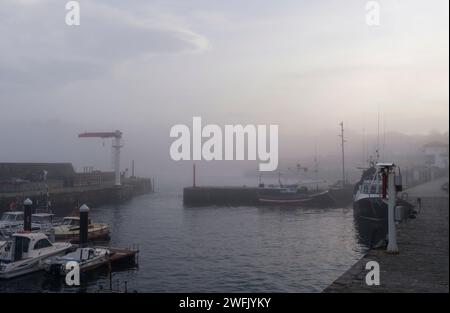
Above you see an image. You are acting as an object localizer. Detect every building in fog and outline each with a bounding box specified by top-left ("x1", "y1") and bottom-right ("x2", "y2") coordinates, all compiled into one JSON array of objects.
[
  {"x1": 0, "y1": 163, "x2": 115, "y2": 193},
  {"x1": 423, "y1": 142, "x2": 449, "y2": 169}
]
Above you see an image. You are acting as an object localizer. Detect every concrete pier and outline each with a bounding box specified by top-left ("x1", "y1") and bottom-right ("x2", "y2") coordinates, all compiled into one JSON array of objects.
[
  {"x1": 324, "y1": 177, "x2": 449, "y2": 293},
  {"x1": 0, "y1": 177, "x2": 153, "y2": 214}
]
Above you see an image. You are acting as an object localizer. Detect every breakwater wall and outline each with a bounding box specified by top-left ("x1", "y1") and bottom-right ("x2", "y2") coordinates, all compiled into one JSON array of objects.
[{"x1": 0, "y1": 177, "x2": 153, "y2": 214}]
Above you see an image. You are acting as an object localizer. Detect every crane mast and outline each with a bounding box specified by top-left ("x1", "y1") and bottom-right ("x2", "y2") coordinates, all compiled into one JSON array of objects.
[{"x1": 78, "y1": 130, "x2": 123, "y2": 186}]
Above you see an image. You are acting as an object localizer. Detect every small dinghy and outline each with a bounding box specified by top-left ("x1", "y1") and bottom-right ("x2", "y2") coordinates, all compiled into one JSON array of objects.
[{"x1": 44, "y1": 247, "x2": 110, "y2": 276}]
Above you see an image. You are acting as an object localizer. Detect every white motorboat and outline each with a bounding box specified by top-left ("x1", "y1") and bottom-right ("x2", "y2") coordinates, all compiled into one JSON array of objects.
[
  {"x1": 0, "y1": 232, "x2": 72, "y2": 279},
  {"x1": 0, "y1": 211, "x2": 24, "y2": 235},
  {"x1": 49, "y1": 217, "x2": 110, "y2": 243},
  {"x1": 44, "y1": 247, "x2": 110, "y2": 276},
  {"x1": 31, "y1": 213, "x2": 57, "y2": 231}
]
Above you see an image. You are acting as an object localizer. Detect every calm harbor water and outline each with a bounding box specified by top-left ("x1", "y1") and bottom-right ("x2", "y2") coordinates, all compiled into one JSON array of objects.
[{"x1": 0, "y1": 183, "x2": 369, "y2": 293}]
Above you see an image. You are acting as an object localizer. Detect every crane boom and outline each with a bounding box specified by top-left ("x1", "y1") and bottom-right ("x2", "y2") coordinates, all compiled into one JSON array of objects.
[{"x1": 78, "y1": 131, "x2": 122, "y2": 139}]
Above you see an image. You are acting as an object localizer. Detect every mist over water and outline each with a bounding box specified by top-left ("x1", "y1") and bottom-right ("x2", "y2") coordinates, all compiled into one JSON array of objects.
[
  {"x1": 0, "y1": 183, "x2": 366, "y2": 293},
  {"x1": 0, "y1": 0, "x2": 448, "y2": 295}
]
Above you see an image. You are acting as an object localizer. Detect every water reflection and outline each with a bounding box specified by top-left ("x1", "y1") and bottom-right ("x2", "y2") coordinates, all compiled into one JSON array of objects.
[{"x1": 1, "y1": 189, "x2": 366, "y2": 293}]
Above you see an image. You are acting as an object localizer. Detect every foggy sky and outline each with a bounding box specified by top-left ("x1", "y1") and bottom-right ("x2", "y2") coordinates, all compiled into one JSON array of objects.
[{"x1": 0, "y1": 0, "x2": 448, "y2": 181}]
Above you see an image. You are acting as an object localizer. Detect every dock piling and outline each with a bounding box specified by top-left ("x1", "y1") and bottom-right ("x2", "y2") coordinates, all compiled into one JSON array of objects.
[
  {"x1": 79, "y1": 204, "x2": 89, "y2": 247},
  {"x1": 23, "y1": 198, "x2": 32, "y2": 231}
]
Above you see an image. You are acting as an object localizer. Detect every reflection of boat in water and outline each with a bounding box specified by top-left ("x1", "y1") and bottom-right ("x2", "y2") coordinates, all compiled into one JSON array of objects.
[
  {"x1": 353, "y1": 166, "x2": 414, "y2": 224},
  {"x1": 0, "y1": 232, "x2": 72, "y2": 279},
  {"x1": 258, "y1": 184, "x2": 334, "y2": 206},
  {"x1": 49, "y1": 217, "x2": 110, "y2": 243}
]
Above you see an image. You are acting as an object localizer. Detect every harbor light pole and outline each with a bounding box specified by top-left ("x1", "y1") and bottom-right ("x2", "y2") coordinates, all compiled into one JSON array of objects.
[
  {"x1": 377, "y1": 163, "x2": 399, "y2": 253},
  {"x1": 387, "y1": 168, "x2": 398, "y2": 253}
]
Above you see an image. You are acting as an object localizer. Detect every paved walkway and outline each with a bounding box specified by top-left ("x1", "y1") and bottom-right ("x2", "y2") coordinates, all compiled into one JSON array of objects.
[
  {"x1": 324, "y1": 177, "x2": 449, "y2": 293},
  {"x1": 406, "y1": 176, "x2": 449, "y2": 199}
]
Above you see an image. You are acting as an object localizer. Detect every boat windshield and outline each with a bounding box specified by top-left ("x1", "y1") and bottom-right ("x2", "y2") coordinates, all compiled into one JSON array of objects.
[
  {"x1": 32, "y1": 215, "x2": 53, "y2": 224},
  {"x1": 63, "y1": 219, "x2": 79, "y2": 226},
  {"x1": 1, "y1": 213, "x2": 19, "y2": 222}
]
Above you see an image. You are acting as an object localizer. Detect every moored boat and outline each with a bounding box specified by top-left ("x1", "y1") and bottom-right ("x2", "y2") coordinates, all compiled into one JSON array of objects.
[
  {"x1": 43, "y1": 247, "x2": 110, "y2": 276},
  {"x1": 0, "y1": 211, "x2": 24, "y2": 236},
  {"x1": 49, "y1": 217, "x2": 110, "y2": 243},
  {"x1": 0, "y1": 232, "x2": 72, "y2": 279},
  {"x1": 353, "y1": 165, "x2": 414, "y2": 223},
  {"x1": 258, "y1": 184, "x2": 334, "y2": 206}
]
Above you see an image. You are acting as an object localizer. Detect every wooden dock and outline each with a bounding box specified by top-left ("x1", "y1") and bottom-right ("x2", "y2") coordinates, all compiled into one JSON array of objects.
[
  {"x1": 108, "y1": 246, "x2": 139, "y2": 264},
  {"x1": 323, "y1": 177, "x2": 449, "y2": 293},
  {"x1": 70, "y1": 245, "x2": 139, "y2": 270}
]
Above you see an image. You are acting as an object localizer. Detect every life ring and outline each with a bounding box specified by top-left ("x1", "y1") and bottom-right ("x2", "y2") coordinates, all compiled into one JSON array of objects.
[{"x1": 9, "y1": 201, "x2": 17, "y2": 210}]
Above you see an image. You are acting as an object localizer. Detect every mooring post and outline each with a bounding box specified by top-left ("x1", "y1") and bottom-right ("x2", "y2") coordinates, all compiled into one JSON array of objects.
[
  {"x1": 79, "y1": 204, "x2": 89, "y2": 247},
  {"x1": 193, "y1": 163, "x2": 196, "y2": 188},
  {"x1": 23, "y1": 198, "x2": 32, "y2": 231},
  {"x1": 387, "y1": 169, "x2": 399, "y2": 253}
]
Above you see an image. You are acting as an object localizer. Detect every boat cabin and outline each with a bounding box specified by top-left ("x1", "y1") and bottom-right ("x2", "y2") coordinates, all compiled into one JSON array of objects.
[
  {"x1": 0, "y1": 212, "x2": 24, "y2": 223},
  {"x1": 359, "y1": 179, "x2": 382, "y2": 196},
  {"x1": 0, "y1": 212, "x2": 24, "y2": 233},
  {"x1": 62, "y1": 217, "x2": 81, "y2": 226},
  {"x1": 31, "y1": 213, "x2": 55, "y2": 230},
  {"x1": 1, "y1": 233, "x2": 55, "y2": 262},
  {"x1": 62, "y1": 247, "x2": 97, "y2": 262}
]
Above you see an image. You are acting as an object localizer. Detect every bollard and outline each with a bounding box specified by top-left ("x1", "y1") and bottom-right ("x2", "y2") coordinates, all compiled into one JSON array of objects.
[
  {"x1": 79, "y1": 204, "x2": 89, "y2": 247},
  {"x1": 23, "y1": 198, "x2": 33, "y2": 231}
]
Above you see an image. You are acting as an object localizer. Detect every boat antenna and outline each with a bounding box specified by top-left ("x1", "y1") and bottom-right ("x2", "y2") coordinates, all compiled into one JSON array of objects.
[
  {"x1": 339, "y1": 122, "x2": 346, "y2": 187},
  {"x1": 314, "y1": 144, "x2": 319, "y2": 190}
]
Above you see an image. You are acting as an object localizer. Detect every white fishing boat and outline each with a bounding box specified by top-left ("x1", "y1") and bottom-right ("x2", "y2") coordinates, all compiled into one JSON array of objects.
[
  {"x1": 0, "y1": 232, "x2": 72, "y2": 279},
  {"x1": 43, "y1": 247, "x2": 110, "y2": 276}
]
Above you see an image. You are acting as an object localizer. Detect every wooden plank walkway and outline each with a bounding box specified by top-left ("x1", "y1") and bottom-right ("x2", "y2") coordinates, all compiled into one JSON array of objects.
[{"x1": 324, "y1": 177, "x2": 449, "y2": 293}]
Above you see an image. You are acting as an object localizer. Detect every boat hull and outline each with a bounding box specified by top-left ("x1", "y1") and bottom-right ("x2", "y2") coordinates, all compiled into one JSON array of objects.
[
  {"x1": 353, "y1": 197, "x2": 415, "y2": 224},
  {"x1": 353, "y1": 197, "x2": 388, "y2": 222},
  {"x1": 0, "y1": 245, "x2": 72, "y2": 279},
  {"x1": 258, "y1": 190, "x2": 334, "y2": 207},
  {"x1": 46, "y1": 255, "x2": 110, "y2": 276},
  {"x1": 54, "y1": 227, "x2": 110, "y2": 243}
]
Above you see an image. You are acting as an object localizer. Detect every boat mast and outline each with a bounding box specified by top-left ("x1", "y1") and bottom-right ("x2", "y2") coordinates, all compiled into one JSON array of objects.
[
  {"x1": 314, "y1": 144, "x2": 319, "y2": 190},
  {"x1": 376, "y1": 108, "x2": 380, "y2": 162},
  {"x1": 339, "y1": 122, "x2": 346, "y2": 187}
]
